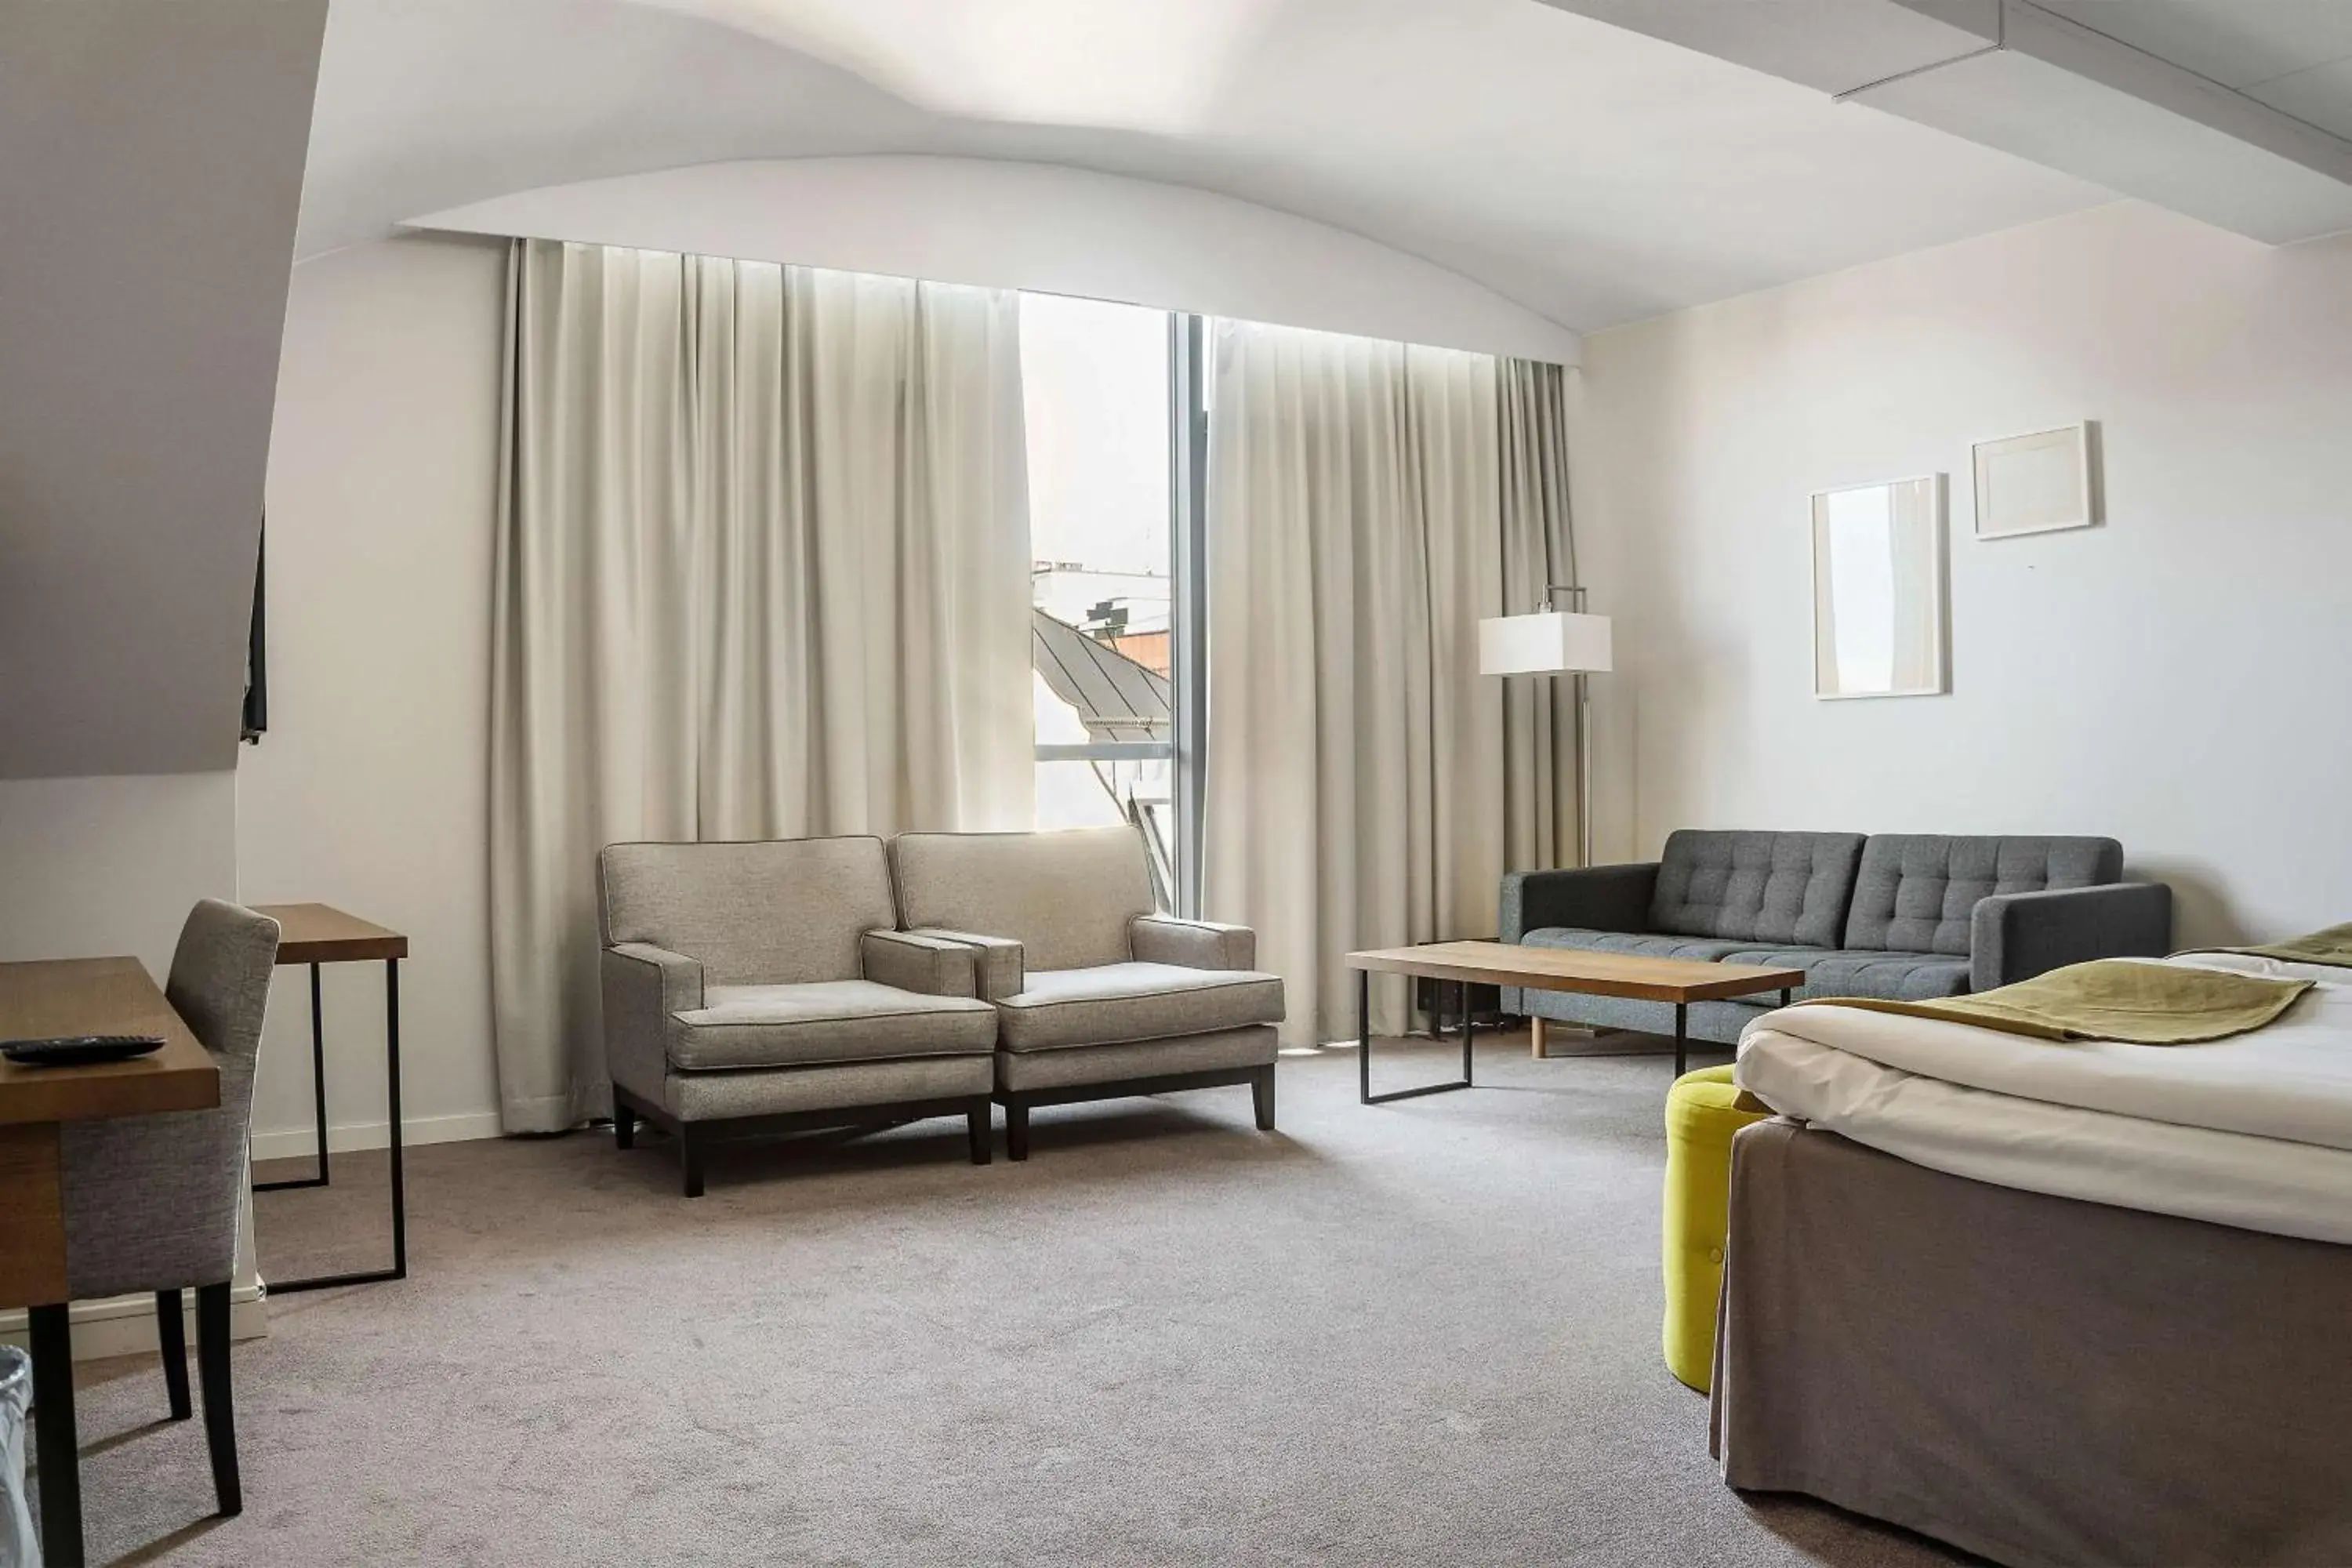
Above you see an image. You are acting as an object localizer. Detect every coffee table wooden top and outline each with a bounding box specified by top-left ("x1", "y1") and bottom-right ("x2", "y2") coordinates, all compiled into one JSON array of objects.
[
  {"x1": 249, "y1": 903, "x2": 408, "y2": 965},
  {"x1": 0, "y1": 956, "x2": 220, "y2": 1127},
  {"x1": 1347, "y1": 941, "x2": 1805, "y2": 1004}
]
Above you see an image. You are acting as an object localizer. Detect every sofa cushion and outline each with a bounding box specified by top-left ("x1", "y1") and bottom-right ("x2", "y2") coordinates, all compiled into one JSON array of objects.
[
  {"x1": 601, "y1": 837, "x2": 894, "y2": 986},
  {"x1": 1522, "y1": 928, "x2": 1755, "y2": 964},
  {"x1": 891, "y1": 827, "x2": 1155, "y2": 974},
  {"x1": 994, "y1": 963, "x2": 1285, "y2": 1052},
  {"x1": 667, "y1": 980, "x2": 996, "y2": 1070},
  {"x1": 1719, "y1": 946, "x2": 1973, "y2": 1003},
  {"x1": 1647, "y1": 831, "x2": 1866, "y2": 948},
  {"x1": 1844, "y1": 835, "x2": 2124, "y2": 956}
]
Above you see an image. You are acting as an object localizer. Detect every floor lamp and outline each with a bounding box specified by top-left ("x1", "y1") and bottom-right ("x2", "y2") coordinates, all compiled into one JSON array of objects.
[{"x1": 1477, "y1": 586, "x2": 1612, "y2": 868}]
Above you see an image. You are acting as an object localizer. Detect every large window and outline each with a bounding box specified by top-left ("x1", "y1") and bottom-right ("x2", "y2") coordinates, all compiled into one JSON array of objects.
[{"x1": 1020, "y1": 293, "x2": 1185, "y2": 906}]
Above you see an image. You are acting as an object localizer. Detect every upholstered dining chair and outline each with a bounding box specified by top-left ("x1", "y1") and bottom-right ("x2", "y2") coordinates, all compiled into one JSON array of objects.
[{"x1": 49, "y1": 898, "x2": 280, "y2": 1520}]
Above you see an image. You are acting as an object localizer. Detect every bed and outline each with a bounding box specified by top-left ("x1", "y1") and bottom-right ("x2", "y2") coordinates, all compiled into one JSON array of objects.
[{"x1": 1712, "y1": 950, "x2": 2352, "y2": 1567}]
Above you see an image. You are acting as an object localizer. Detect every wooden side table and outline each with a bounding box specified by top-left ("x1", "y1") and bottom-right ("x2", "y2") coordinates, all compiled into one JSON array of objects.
[
  {"x1": 1, "y1": 956, "x2": 221, "y2": 1568},
  {"x1": 247, "y1": 904, "x2": 408, "y2": 1293}
]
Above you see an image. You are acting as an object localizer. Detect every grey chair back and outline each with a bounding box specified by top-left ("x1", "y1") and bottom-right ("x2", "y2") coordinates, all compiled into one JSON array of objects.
[
  {"x1": 1844, "y1": 834, "x2": 2125, "y2": 954},
  {"x1": 597, "y1": 837, "x2": 895, "y2": 986},
  {"x1": 60, "y1": 899, "x2": 281, "y2": 1301},
  {"x1": 890, "y1": 827, "x2": 1156, "y2": 973},
  {"x1": 1646, "y1": 830, "x2": 1865, "y2": 949}
]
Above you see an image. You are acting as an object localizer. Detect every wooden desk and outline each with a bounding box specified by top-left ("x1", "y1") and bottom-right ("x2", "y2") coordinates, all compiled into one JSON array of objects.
[
  {"x1": 1346, "y1": 941, "x2": 1806, "y2": 1099},
  {"x1": 245, "y1": 904, "x2": 408, "y2": 1292},
  {"x1": 0, "y1": 956, "x2": 220, "y2": 1568}
]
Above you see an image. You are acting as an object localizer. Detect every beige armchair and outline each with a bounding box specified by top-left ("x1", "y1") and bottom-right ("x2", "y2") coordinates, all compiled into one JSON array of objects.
[
  {"x1": 887, "y1": 826, "x2": 1284, "y2": 1160},
  {"x1": 597, "y1": 836, "x2": 999, "y2": 1196}
]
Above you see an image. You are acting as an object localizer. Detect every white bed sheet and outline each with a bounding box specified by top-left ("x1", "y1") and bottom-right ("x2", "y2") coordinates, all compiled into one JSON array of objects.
[
  {"x1": 1736, "y1": 1028, "x2": 2352, "y2": 1243},
  {"x1": 1733, "y1": 953, "x2": 2352, "y2": 1243}
]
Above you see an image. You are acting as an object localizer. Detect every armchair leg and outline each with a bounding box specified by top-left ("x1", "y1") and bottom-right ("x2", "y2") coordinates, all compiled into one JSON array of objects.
[
  {"x1": 1252, "y1": 1065, "x2": 1276, "y2": 1131},
  {"x1": 195, "y1": 1281, "x2": 241, "y2": 1517},
  {"x1": 613, "y1": 1098, "x2": 635, "y2": 1151},
  {"x1": 967, "y1": 1101, "x2": 991, "y2": 1165},
  {"x1": 1005, "y1": 1098, "x2": 1031, "y2": 1163},
  {"x1": 680, "y1": 1124, "x2": 706, "y2": 1198},
  {"x1": 157, "y1": 1287, "x2": 191, "y2": 1420}
]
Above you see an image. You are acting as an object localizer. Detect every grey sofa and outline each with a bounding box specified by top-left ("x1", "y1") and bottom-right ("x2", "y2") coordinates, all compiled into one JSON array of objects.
[
  {"x1": 888, "y1": 826, "x2": 1285, "y2": 1160},
  {"x1": 598, "y1": 836, "x2": 1001, "y2": 1196},
  {"x1": 1499, "y1": 830, "x2": 2173, "y2": 1047}
]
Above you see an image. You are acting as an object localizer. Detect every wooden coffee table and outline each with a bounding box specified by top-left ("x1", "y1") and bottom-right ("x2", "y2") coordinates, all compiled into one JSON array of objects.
[{"x1": 1346, "y1": 941, "x2": 1806, "y2": 1102}]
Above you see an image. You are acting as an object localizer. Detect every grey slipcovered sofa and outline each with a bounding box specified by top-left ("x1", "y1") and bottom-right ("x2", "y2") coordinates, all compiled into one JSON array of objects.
[
  {"x1": 890, "y1": 826, "x2": 1284, "y2": 1160},
  {"x1": 599, "y1": 836, "x2": 1001, "y2": 1195},
  {"x1": 1499, "y1": 830, "x2": 2172, "y2": 1046}
]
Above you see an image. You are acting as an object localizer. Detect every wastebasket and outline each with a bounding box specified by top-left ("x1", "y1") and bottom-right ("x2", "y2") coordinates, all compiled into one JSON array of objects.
[{"x1": 0, "y1": 1345, "x2": 35, "y2": 1568}]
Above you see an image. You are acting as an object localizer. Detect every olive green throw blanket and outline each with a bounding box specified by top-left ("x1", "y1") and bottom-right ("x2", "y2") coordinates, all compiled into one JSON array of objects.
[
  {"x1": 2199, "y1": 920, "x2": 2352, "y2": 971},
  {"x1": 1806, "y1": 959, "x2": 2313, "y2": 1044}
]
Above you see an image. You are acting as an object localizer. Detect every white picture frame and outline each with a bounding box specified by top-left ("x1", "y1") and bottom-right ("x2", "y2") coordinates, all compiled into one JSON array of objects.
[
  {"x1": 1811, "y1": 473, "x2": 1949, "y2": 700},
  {"x1": 1972, "y1": 422, "x2": 2096, "y2": 539}
]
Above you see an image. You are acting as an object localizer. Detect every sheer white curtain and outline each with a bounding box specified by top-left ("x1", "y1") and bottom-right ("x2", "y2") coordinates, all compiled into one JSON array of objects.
[
  {"x1": 1201, "y1": 321, "x2": 1507, "y2": 1045},
  {"x1": 489, "y1": 241, "x2": 1033, "y2": 1133}
]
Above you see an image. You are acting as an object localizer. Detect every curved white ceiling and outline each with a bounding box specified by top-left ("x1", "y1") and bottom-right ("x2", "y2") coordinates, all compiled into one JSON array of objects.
[
  {"x1": 408, "y1": 157, "x2": 1584, "y2": 361},
  {"x1": 303, "y1": 0, "x2": 2109, "y2": 332}
]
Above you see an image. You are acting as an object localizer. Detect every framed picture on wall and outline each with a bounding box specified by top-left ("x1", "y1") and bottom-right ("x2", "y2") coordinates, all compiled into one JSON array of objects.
[
  {"x1": 1972, "y1": 422, "x2": 2097, "y2": 539},
  {"x1": 1811, "y1": 473, "x2": 1949, "y2": 699}
]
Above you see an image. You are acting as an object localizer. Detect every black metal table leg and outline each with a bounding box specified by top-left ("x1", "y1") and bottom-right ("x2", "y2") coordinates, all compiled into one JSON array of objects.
[
  {"x1": 1674, "y1": 1001, "x2": 1688, "y2": 1078},
  {"x1": 1361, "y1": 968, "x2": 1475, "y2": 1105},
  {"x1": 267, "y1": 956, "x2": 407, "y2": 1294},
  {"x1": 1460, "y1": 978, "x2": 1475, "y2": 1084},
  {"x1": 1780, "y1": 987, "x2": 1793, "y2": 1008},
  {"x1": 386, "y1": 956, "x2": 406, "y2": 1279},
  {"x1": 28, "y1": 1303, "x2": 82, "y2": 1568},
  {"x1": 254, "y1": 962, "x2": 329, "y2": 1192}
]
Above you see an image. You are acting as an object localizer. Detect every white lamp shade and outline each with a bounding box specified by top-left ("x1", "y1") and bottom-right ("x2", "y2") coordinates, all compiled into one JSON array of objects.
[{"x1": 1478, "y1": 610, "x2": 1612, "y2": 676}]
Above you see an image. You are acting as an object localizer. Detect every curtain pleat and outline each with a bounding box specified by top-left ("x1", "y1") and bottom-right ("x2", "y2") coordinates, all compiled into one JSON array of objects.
[{"x1": 488, "y1": 241, "x2": 1032, "y2": 1134}]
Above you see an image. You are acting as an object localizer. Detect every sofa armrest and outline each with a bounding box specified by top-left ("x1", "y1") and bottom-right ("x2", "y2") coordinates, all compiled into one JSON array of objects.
[
  {"x1": 1131, "y1": 914, "x2": 1256, "y2": 971},
  {"x1": 601, "y1": 942, "x2": 705, "y2": 1103},
  {"x1": 906, "y1": 927, "x2": 1025, "y2": 1001},
  {"x1": 1500, "y1": 862, "x2": 1660, "y2": 942},
  {"x1": 1971, "y1": 883, "x2": 2174, "y2": 991},
  {"x1": 860, "y1": 929, "x2": 979, "y2": 998}
]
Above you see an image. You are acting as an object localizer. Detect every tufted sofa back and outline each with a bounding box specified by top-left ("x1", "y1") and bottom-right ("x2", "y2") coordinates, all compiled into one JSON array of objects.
[
  {"x1": 1843, "y1": 835, "x2": 2124, "y2": 955},
  {"x1": 1647, "y1": 831, "x2": 1867, "y2": 949}
]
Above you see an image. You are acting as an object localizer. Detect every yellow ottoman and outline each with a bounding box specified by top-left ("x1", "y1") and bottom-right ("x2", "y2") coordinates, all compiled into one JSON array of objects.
[{"x1": 1662, "y1": 1064, "x2": 1773, "y2": 1392}]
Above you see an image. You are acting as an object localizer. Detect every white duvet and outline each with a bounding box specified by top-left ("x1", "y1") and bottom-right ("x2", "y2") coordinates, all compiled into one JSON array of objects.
[{"x1": 1734, "y1": 953, "x2": 2352, "y2": 1243}]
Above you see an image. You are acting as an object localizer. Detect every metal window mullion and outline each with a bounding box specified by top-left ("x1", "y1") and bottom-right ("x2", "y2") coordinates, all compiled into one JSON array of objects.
[{"x1": 1170, "y1": 312, "x2": 1210, "y2": 918}]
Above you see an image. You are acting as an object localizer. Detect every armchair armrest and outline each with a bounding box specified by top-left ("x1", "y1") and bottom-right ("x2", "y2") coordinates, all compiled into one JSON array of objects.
[
  {"x1": 1131, "y1": 913, "x2": 1256, "y2": 971},
  {"x1": 601, "y1": 942, "x2": 705, "y2": 1102},
  {"x1": 1499, "y1": 862, "x2": 1659, "y2": 942},
  {"x1": 1971, "y1": 882, "x2": 2174, "y2": 992},
  {"x1": 860, "y1": 929, "x2": 979, "y2": 998},
  {"x1": 906, "y1": 927, "x2": 1025, "y2": 1001}
]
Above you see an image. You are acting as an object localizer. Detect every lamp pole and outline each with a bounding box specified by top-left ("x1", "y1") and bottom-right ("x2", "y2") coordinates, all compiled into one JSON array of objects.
[{"x1": 1538, "y1": 584, "x2": 1595, "y2": 869}]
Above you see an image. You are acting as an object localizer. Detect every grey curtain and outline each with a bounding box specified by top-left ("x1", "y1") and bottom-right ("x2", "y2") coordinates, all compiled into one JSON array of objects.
[
  {"x1": 1498, "y1": 357, "x2": 1582, "y2": 873},
  {"x1": 488, "y1": 240, "x2": 1033, "y2": 1133}
]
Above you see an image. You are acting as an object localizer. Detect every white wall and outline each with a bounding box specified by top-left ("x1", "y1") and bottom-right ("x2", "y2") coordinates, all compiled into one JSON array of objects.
[
  {"x1": 406, "y1": 155, "x2": 1581, "y2": 365},
  {"x1": 0, "y1": 773, "x2": 240, "y2": 972},
  {"x1": 241, "y1": 232, "x2": 509, "y2": 1154},
  {"x1": 1570, "y1": 200, "x2": 2352, "y2": 949}
]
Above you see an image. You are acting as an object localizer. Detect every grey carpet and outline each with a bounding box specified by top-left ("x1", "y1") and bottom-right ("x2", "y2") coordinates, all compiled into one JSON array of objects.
[{"x1": 55, "y1": 1035, "x2": 1969, "y2": 1566}]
